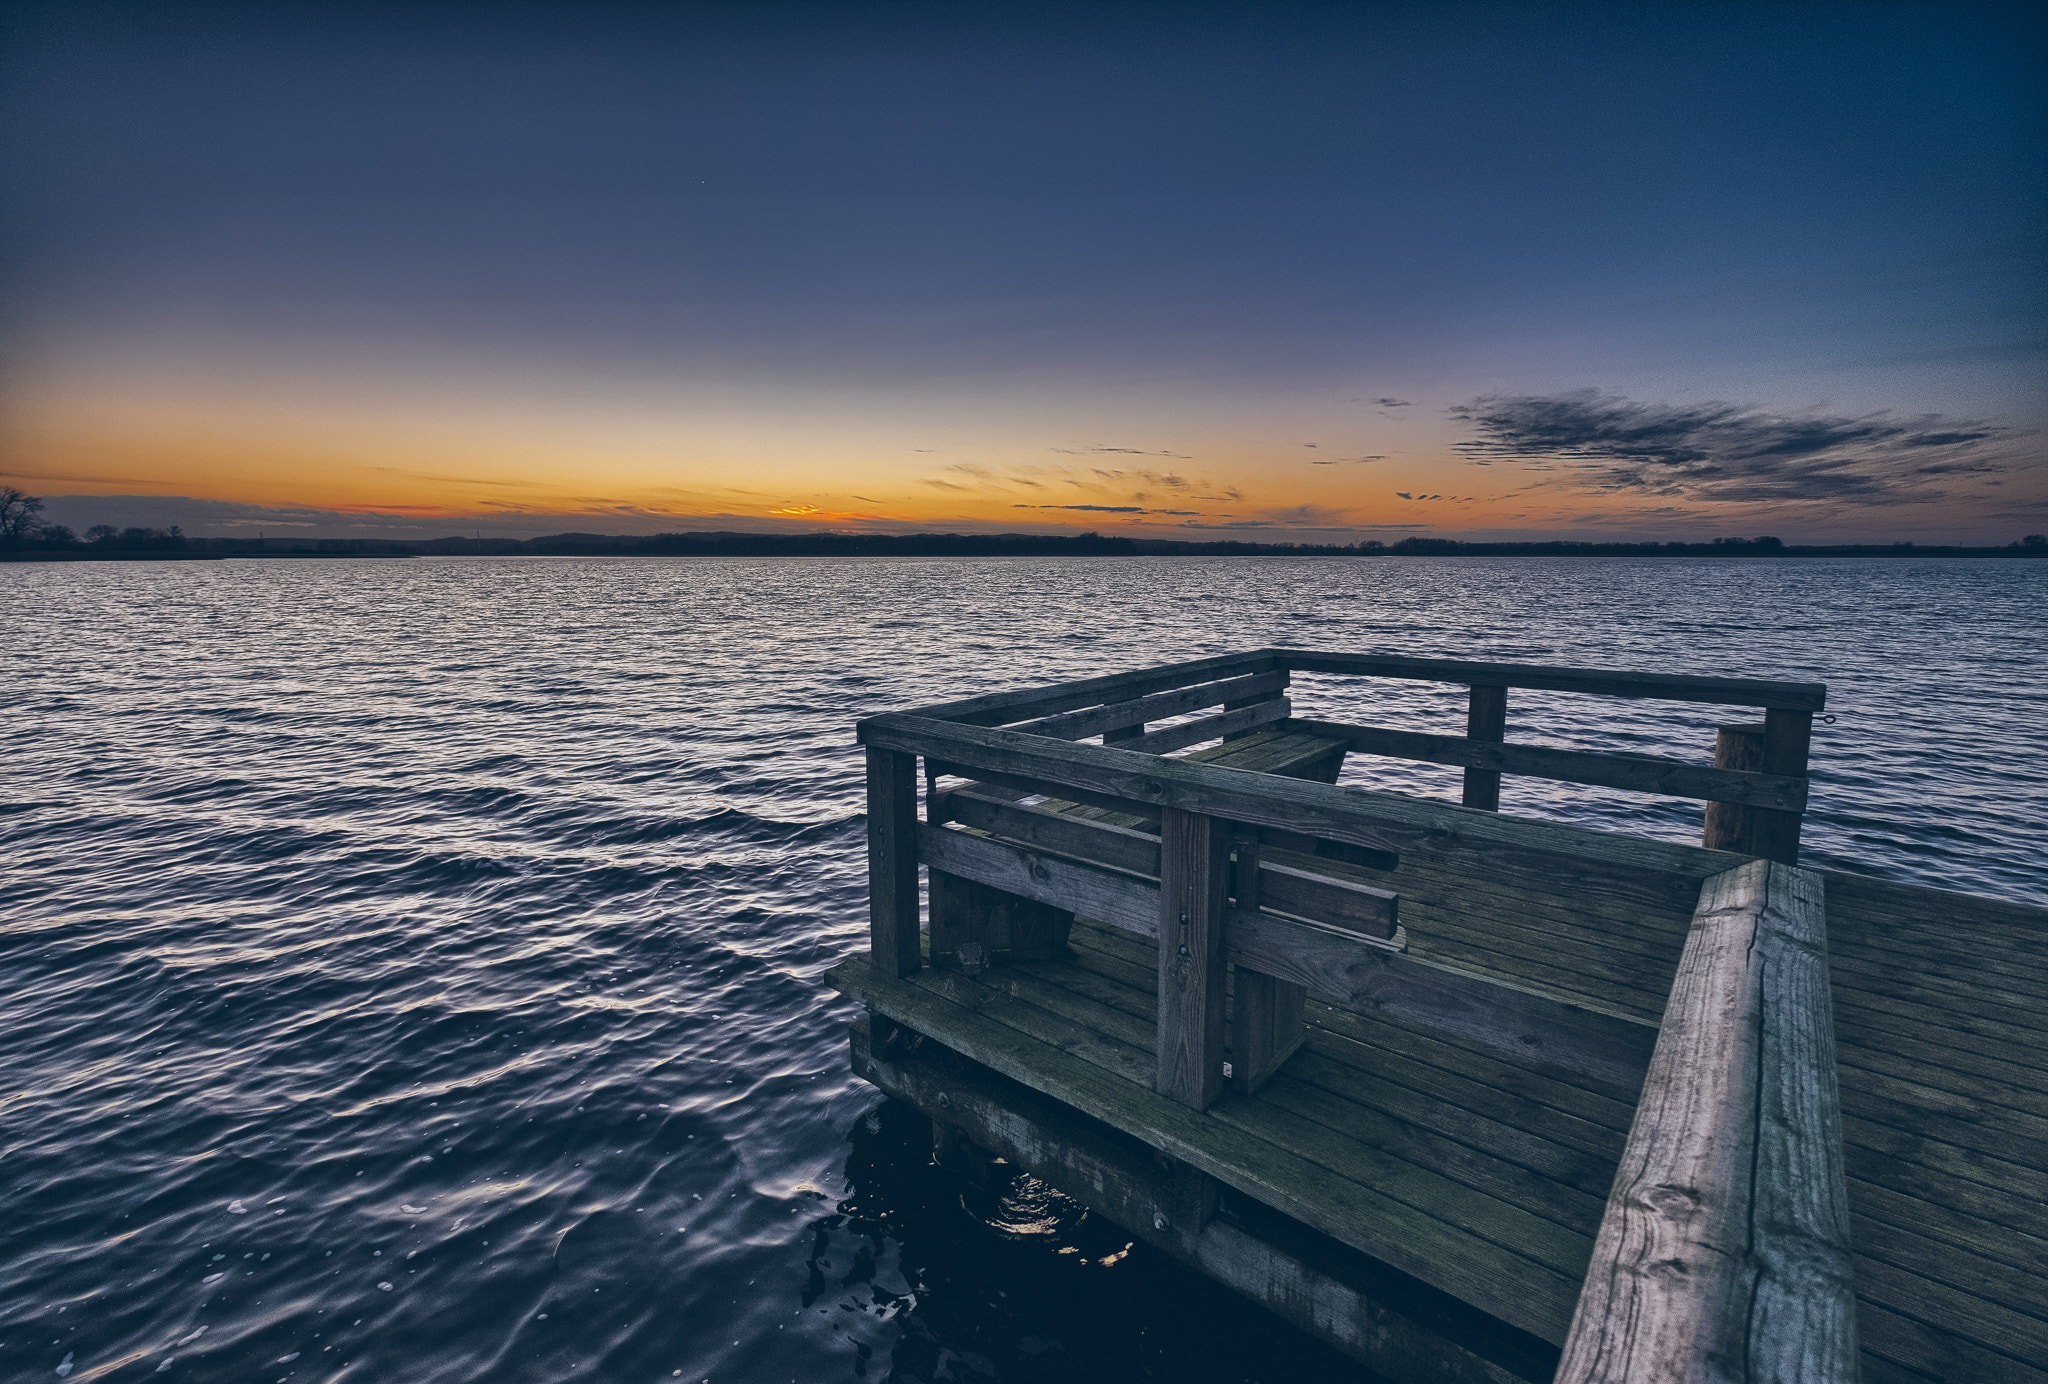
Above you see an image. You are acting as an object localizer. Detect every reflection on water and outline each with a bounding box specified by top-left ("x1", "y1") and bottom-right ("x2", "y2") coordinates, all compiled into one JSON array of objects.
[{"x1": 1, "y1": 555, "x2": 2040, "y2": 1381}]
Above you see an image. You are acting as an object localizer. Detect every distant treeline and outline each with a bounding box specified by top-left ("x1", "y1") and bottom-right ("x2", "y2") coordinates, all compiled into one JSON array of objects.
[{"x1": 6, "y1": 519, "x2": 2048, "y2": 563}]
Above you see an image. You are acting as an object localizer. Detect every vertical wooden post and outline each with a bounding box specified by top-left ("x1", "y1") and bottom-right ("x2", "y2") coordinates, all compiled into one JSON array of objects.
[
  {"x1": 1751, "y1": 709, "x2": 1813, "y2": 866},
  {"x1": 1462, "y1": 684, "x2": 1508, "y2": 810},
  {"x1": 1702, "y1": 723, "x2": 1765, "y2": 854},
  {"x1": 1157, "y1": 808, "x2": 1229, "y2": 1110},
  {"x1": 1227, "y1": 834, "x2": 1305, "y2": 1095},
  {"x1": 865, "y1": 746, "x2": 923, "y2": 977}
]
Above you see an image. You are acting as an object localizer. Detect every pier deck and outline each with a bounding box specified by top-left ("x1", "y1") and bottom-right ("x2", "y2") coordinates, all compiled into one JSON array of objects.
[{"x1": 828, "y1": 650, "x2": 2047, "y2": 1382}]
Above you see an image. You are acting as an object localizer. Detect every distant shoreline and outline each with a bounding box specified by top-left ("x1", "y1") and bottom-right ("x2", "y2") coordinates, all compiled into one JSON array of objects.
[{"x1": 7, "y1": 529, "x2": 2046, "y2": 562}]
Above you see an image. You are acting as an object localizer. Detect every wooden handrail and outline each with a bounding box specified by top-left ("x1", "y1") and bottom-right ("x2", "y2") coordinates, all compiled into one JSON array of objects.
[
  {"x1": 1559, "y1": 859, "x2": 1857, "y2": 1383},
  {"x1": 862, "y1": 712, "x2": 1732, "y2": 913},
  {"x1": 1290, "y1": 717, "x2": 1810, "y2": 811},
  {"x1": 1279, "y1": 650, "x2": 1827, "y2": 711},
  {"x1": 911, "y1": 651, "x2": 1281, "y2": 726},
  {"x1": 1012, "y1": 670, "x2": 1289, "y2": 741}
]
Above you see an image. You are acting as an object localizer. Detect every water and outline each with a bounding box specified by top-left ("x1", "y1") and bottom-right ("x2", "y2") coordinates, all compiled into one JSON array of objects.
[{"x1": 3, "y1": 555, "x2": 2042, "y2": 1384}]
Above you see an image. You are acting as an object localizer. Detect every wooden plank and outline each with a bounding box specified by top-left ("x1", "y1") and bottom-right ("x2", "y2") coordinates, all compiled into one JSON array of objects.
[
  {"x1": 826, "y1": 951, "x2": 1588, "y2": 1341},
  {"x1": 861, "y1": 712, "x2": 1733, "y2": 914},
  {"x1": 1280, "y1": 649, "x2": 1829, "y2": 711},
  {"x1": 1015, "y1": 670, "x2": 1289, "y2": 742},
  {"x1": 1297, "y1": 950, "x2": 1659, "y2": 1095},
  {"x1": 915, "y1": 823, "x2": 1657, "y2": 1090},
  {"x1": 1464, "y1": 683, "x2": 1507, "y2": 810},
  {"x1": 1558, "y1": 860, "x2": 1858, "y2": 1384},
  {"x1": 865, "y1": 745, "x2": 923, "y2": 977},
  {"x1": 1119, "y1": 697, "x2": 1291, "y2": 754},
  {"x1": 927, "y1": 791, "x2": 1398, "y2": 938},
  {"x1": 1227, "y1": 833, "x2": 1305, "y2": 1095},
  {"x1": 1156, "y1": 808, "x2": 1229, "y2": 1109},
  {"x1": 909, "y1": 650, "x2": 1280, "y2": 726},
  {"x1": 1290, "y1": 716, "x2": 1811, "y2": 811},
  {"x1": 1191, "y1": 728, "x2": 1348, "y2": 783},
  {"x1": 932, "y1": 785, "x2": 1163, "y2": 875}
]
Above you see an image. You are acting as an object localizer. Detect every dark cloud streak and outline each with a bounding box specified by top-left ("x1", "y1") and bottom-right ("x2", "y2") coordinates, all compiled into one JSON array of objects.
[{"x1": 1449, "y1": 389, "x2": 2021, "y2": 506}]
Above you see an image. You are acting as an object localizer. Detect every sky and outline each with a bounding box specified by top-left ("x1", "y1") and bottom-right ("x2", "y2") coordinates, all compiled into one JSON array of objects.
[{"x1": 2, "y1": 1, "x2": 2043, "y2": 544}]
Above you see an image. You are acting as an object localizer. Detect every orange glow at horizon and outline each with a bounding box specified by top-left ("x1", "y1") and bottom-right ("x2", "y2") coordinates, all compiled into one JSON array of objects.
[{"x1": 1, "y1": 383, "x2": 1514, "y2": 537}]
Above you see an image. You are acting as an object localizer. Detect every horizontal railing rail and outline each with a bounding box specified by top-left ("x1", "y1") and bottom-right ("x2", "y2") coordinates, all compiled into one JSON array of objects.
[
  {"x1": 1558, "y1": 859, "x2": 1858, "y2": 1383},
  {"x1": 863, "y1": 712, "x2": 1732, "y2": 912},
  {"x1": 1012, "y1": 670, "x2": 1289, "y2": 741},
  {"x1": 1290, "y1": 717, "x2": 1810, "y2": 810},
  {"x1": 910, "y1": 650, "x2": 1281, "y2": 727},
  {"x1": 1277, "y1": 650, "x2": 1827, "y2": 711},
  {"x1": 899, "y1": 648, "x2": 1824, "y2": 864}
]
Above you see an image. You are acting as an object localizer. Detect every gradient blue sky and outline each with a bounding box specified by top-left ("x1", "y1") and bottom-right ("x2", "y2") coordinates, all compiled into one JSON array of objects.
[{"x1": 3, "y1": 1, "x2": 2043, "y2": 541}]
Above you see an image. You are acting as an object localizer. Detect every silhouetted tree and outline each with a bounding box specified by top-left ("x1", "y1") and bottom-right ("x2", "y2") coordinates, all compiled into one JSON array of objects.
[
  {"x1": 0, "y1": 486, "x2": 44, "y2": 544},
  {"x1": 85, "y1": 524, "x2": 118, "y2": 544}
]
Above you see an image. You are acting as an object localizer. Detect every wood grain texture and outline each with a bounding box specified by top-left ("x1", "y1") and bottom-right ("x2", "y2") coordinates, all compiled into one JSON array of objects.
[
  {"x1": 1749, "y1": 709, "x2": 1815, "y2": 866},
  {"x1": 1279, "y1": 650, "x2": 1828, "y2": 711},
  {"x1": 1291, "y1": 717, "x2": 1810, "y2": 811},
  {"x1": 1117, "y1": 697, "x2": 1291, "y2": 754},
  {"x1": 862, "y1": 711, "x2": 1739, "y2": 915},
  {"x1": 826, "y1": 951, "x2": 1588, "y2": 1340},
  {"x1": 911, "y1": 651, "x2": 1281, "y2": 726},
  {"x1": 1015, "y1": 670, "x2": 1289, "y2": 742},
  {"x1": 1230, "y1": 834, "x2": 1307, "y2": 1095},
  {"x1": 865, "y1": 745, "x2": 923, "y2": 977},
  {"x1": 915, "y1": 823, "x2": 1660, "y2": 1090},
  {"x1": 1157, "y1": 809, "x2": 1230, "y2": 1109},
  {"x1": 1464, "y1": 684, "x2": 1508, "y2": 811},
  {"x1": 1557, "y1": 859, "x2": 1858, "y2": 1384},
  {"x1": 927, "y1": 789, "x2": 1396, "y2": 937},
  {"x1": 1703, "y1": 723, "x2": 1766, "y2": 853}
]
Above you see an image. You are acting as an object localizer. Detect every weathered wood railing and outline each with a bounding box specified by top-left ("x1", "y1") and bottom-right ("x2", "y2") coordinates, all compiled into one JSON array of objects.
[
  {"x1": 908, "y1": 648, "x2": 1826, "y2": 864},
  {"x1": 1559, "y1": 859, "x2": 1859, "y2": 1383},
  {"x1": 857, "y1": 649, "x2": 1852, "y2": 1377}
]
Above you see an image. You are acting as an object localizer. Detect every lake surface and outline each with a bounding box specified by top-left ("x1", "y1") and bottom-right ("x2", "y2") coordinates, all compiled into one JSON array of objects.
[{"x1": 4, "y1": 555, "x2": 2042, "y2": 1384}]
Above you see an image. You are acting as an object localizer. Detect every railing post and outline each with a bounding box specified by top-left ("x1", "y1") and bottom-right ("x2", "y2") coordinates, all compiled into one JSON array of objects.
[
  {"x1": 1227, "y1": 833, "x2": 1305, "y2": 1095},
  {"x1": 1751, "y1": 709, "x2": 1813, "y2": 865},
  {"x1": 865, "y1": 746, "x2": 923, "y2": 977},
  {"x1": 1157, "y1": 808, "x2": 1229, "y2": 1110},
  {"x1": 1703, "y1": 722, "x2": 1764, "y2": 853},
  {"x1": 1462, "y1": 683, "x2": 1508, "y2": 810}
]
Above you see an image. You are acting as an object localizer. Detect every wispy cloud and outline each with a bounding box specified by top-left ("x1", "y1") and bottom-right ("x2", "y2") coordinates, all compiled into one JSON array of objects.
[
  {"x1": 1011, "y1": 503, "x2": 1199, "y2": 515},
  {"x1": 1051, "y1": 445, "x2": 1193, "y2": 459},
  {"x1": 1449, "y1": 389, "x2": 2023, "y2": 505}
]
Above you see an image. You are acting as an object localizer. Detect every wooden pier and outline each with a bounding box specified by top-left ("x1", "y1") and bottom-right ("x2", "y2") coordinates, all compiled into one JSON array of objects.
[{"x1": 825, "y1": 650, "x2": 2047, "y2": 1382}]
